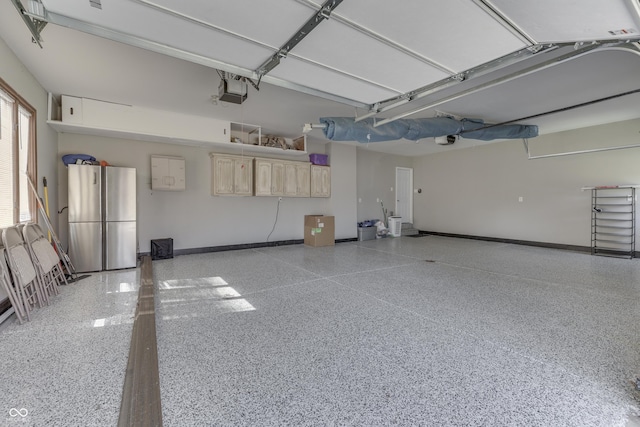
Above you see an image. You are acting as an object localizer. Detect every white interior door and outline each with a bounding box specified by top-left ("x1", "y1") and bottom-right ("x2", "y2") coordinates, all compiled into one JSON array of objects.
[{"x1": 395, "y1": 167, "x2": 413, "y2": 223}]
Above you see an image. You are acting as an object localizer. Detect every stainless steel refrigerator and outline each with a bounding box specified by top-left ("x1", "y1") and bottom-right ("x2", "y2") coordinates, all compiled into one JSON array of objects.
[{"x1": 68, "y1": 164, "x2": 137, "y2": 272}]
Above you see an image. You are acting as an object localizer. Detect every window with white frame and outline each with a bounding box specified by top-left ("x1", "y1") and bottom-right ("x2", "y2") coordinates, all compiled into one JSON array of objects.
[{"x1": 0, "y1": 79, "x2": 36, "y2": 228}]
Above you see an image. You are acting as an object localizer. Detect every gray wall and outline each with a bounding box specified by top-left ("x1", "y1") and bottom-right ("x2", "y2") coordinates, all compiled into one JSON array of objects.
[
  {"x1": 0, "y1": 38, "x2": 58, "y2": 231},
  {"x1": 356, "y1": 148, "x2": 413, "y2": 223},
  {"x1": 326, "y1": 143, "x2": 358, "y2": 238},
  {"x1": 412, "y1": 118, "x2": 640, "y2": 247},
  {"x1": 58, "y1": 134, "x2": 357, "y2": 253},
  {"x1": 8, "y1": 29, "x2": 639, "y2": 254}
]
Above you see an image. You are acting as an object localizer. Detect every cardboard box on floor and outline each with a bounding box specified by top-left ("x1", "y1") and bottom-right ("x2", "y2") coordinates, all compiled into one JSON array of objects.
[{"x1": 304, "y1": 215, "x2": 335, "y2": 247}]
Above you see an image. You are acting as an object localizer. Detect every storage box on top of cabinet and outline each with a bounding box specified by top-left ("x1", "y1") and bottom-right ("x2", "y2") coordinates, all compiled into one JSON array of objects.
[
  {"x1": 59, "y1": 95, "x2": 230, "y2": 144},
  {"x1": 309, "y1": 153, "x2": 328, "y2": 165}
]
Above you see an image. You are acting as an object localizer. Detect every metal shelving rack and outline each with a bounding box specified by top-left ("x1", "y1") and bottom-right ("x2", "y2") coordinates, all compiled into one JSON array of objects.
[{"x1": 589, "y1": 186, "x2": 636, "y2": 259}]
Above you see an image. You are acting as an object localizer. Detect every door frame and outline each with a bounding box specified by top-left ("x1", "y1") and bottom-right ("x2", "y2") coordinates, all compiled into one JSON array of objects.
[{"x1": 395, "y1": 167, "x2": 413, "y2": 224}]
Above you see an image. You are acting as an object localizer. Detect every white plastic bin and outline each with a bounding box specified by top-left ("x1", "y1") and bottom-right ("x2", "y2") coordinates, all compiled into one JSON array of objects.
[{"x1": 388, "y1": 216, "x2": 402, "y2": 237}]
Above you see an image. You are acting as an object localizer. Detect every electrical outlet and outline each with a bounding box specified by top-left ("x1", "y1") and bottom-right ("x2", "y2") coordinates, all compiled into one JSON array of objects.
[{"x1": 278, "y1": 197, "x2": 283, "y2": 201}]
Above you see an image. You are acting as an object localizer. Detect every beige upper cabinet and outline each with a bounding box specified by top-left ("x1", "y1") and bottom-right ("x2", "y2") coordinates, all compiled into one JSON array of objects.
[
  {"x1": 234, "y1": 157, "x2": 254, "y2": 195},
  {"x1": 283, "y1": 162, "x2": 310, "y2": 197},
  {"x1": 254, "y1": 158, "x2": 285, "y2": 197},
  {"x1": 310, "y1": 165, "x2": 331, "y2": 198},
  {"x1": 213, "y1": 154, "x2": 313, "y2": 197},
  {"x1": 257, "y1": 158, "x2": 310, "y2": 197},
  {"x1": 296, "y1": 163, "x2": 311, "y2": 197},
  {"x1": 271, "y1": 162, "x2": 285, "y2": 195},
  {"x1": 210, "y1": 154, "x2": 254, "y2": 196},
  {"x1": 151, "y1": 155, "x2": 186, "y2": 191},
  {"x1": 283, "y1": 163, "x2": 298, "y2": 197}
]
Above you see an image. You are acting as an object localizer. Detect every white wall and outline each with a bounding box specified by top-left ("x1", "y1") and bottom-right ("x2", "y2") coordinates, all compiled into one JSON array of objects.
[
  {"x1": 326, "y1": 142, "x2": 357, "y2": 238},
  {"x1": 356, "y1": 148, "x2": 413, "y2": 223},
  {"x1": 0, "y1": 38, "x2": 58, "y2": 309},
  {"x1": 58, "y1": 134, "x2": 354, "y2": 252},
  {"x1": 0, "y1": 37, "x2": 58, "y2": 228},
  {"x1": 412, "y1": 118, "x2": 640, "y2": 247}
]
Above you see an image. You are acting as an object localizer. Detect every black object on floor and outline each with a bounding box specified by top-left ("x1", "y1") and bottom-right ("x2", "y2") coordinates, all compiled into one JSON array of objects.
[
  {"x1": 66, "y1": 274, "x2": 91, "y2": 284},
  {"x1": 151, "y1": 238, "x2": 174, "y2": 260}
]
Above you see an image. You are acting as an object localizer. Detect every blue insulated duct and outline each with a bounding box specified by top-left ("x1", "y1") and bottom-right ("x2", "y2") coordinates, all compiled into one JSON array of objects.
[
  {"x1": 459, "y1": 118, "x2": 539, "y2": 141},
  {"x1": 319, "y1": 117, "x2": 538, "y2": 143}
]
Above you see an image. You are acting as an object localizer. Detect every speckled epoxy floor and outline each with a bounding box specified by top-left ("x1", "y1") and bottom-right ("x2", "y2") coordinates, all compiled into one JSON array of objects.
[
  {"x1": 153, "y1": 236, "x2": 640, "y2": 426},
  {"x1": 3, "y1": 237, "x2": 640, "y2": 426},
  {"x1": 0, "y1": 269, "x2": 139, "y2": 427}
]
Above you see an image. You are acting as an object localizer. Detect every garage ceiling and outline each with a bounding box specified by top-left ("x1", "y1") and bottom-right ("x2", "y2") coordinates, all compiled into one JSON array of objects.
[{"x1": 4, "y1": 0, "x2": 640, "y2": 156}]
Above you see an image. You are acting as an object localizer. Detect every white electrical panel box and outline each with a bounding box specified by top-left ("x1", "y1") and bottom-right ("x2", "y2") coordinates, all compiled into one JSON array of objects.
[{"x1": 151, "y1": 155, "x2": 186, "y2": 191}]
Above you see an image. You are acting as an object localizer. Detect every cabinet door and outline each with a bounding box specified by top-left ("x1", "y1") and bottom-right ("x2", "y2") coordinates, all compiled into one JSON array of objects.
[
  {"x1": 212, "y1": 120, "x2": 230, "y2": 144},
  {"x1": 62, "y1": 95, "x2": 83, "y2": 124},
  {"x1": 168, "y1": 158, "x2": 186, "y2": 190},
  {"x1": 68, "y1": 164, "x2": 102, "y2": 222},
  {"x1": 69, "y1": 222, "x2": 102, "y2": 272},
  {"x1": 234, "y1": 157, "x2": 254, "y2": 195},
  {"x1": 151, "y1": 157, "x2": 169, "y2": 190},
  {"x1": 296, "y1": 163, "x2": 310, "y2": 197},
  {"x1": 255, "y1": 159, "x2": 272, "y2": 196},
  {"x1": 212, "y1": 156, "x2": 235, "y2": 195},
  {"x1": 152, "y1": 157, "x2": 185, "y2": 191},
  {"x1": 321, "y1": 167, "x2": 331, "y2": 197},
  {"x1": 311, "y1": 165, "x2": 331, "y2": 197},
  {"x1": 271, "y1": 162, "x2": 285, "y2": 196},
  {"x1": 283, "y1": 163, "x2": 298, "y2": 197}
]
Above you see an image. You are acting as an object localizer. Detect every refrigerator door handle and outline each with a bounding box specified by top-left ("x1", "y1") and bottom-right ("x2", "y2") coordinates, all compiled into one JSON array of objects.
[{"x1": 93, "y1": 171, "x2": 97, "y2": 185}]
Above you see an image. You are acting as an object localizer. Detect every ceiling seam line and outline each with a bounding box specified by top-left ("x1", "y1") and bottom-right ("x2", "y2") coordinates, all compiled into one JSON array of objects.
[
  {"x1": 463, "y1": 87, "x2": 640, "y2": 134},
  {"x1": 354, "y1": 44, "x2": 560, "y2": 122},
  {"x1": 258, "y1": 75, "x2": 369, "y2": 108},
  {"x1": 373, "y1": 42, "x2": 611, "y2": 127},
  {"x1": 357, "y1": 37, "x2": 640, "y2": 122},
  {"x1": 293, "y1": 0, "x2": 455, "y2": 74},
  {"x1": 127, "y1": 0, "x2": 279, "y2": 54},
  {"x1": 469, "y1": 0, "x2": 537, "y2": 45},
  {"x1": 329, "y1": 13, "x2": 454, "y2": 74},
  {"x1": 44, "y1": 11, "x2": 369, "y2": 109},
  {"x1": 255, "y1": 0, "x2": 344, "y2": 78},
  {"x1": 464, "y1": 45, "x2": 640, "y2": 132},
  {"x1": 49, "y1": 1, "x2": 381, "y2": 105},
  {"x1": 45, "y1": 11, "x2": 258, "y2": 77},
  {"x1": 284, "y1": 53, "x2": 406, "y2": 95},
  {"x1": 287, "y1": 43, "x2": 640, "y2": 112}
]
